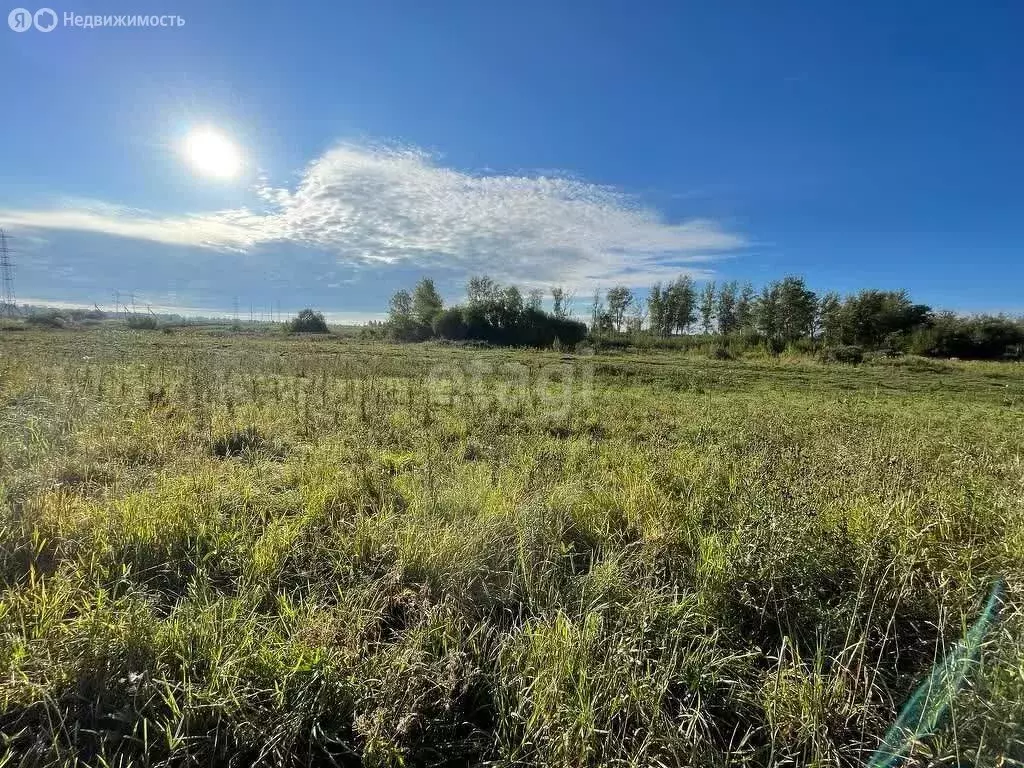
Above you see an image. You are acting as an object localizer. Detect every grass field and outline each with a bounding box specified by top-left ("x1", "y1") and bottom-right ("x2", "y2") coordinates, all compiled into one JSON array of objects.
[{"x1": 0, "y1": 327, "x2": 1022, "y2": 767}]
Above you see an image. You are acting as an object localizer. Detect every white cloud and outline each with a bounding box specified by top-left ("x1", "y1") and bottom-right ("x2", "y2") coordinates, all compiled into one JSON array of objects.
[
  {"x1": 0, "y1": 204, "x2": 262, "y2": 251},
  {"x1": 0, "y1": 142, "x2": 746, "y2": 289}
]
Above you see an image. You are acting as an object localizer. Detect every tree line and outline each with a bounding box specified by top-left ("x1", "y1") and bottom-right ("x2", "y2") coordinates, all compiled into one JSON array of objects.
[
  {"x1": 587, "y1": 276, "x2": 1022, "y2": 360},
  {"x1": 382, "y1": 277, "x2": 587, "y2": 347},
  {"x1": 381, "y1": 274, "x2": 1022, "y2": 360}
]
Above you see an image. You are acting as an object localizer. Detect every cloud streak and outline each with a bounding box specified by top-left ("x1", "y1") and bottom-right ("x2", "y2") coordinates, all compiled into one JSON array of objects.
[
  {"x1": 0, "y1": 142, "x2": 746, "y2": 289},
  {"x1": 0, "y1": 205, "x2": 262, "y2": 251}
]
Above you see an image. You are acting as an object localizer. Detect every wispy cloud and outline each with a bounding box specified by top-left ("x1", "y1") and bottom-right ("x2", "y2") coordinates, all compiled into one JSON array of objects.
[
  {"x1": 0, "y1": 142, "x2": 747, "y2": 289},
  {"x1": 0, "y1": 204, "x2": 262, "y2": 251}
]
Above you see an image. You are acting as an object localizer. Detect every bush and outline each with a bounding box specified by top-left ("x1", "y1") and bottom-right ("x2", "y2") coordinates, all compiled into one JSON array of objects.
[
  {"x1": 820, "y1": 345, "x2": 864, "y2": 365},
  {"x1": 26, "y1": 312, "x2": 65, "y2": 328},
  {"x1": 432, "y1": 308, "x2": 468, "y2": 340},
  {"x1": 287, "y1": 309, "x2": 329, "y2": 334},
  {"x1": 389, "y1": 317, "x2": 432, "y2": 342},
  {"x1": 390, "y1": 302, "x2": 587, "y2": 349},
  {"x1": 879, "y1": 332, "x2": 906, "y2": 357},
  {"x1": 126, "y1": 314, "x2": 159, "y2": 330},
  {"x1": 909, "y1": 314, "x2": 1024, "y2": 360},
  {"x1": 787, "y1": 337, "x2": 817, "y2": 355}
]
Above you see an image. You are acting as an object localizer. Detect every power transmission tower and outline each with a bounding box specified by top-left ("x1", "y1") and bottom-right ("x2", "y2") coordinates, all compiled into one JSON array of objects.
[
  {"x1": 232, "y1": 296, "x2": 239, "y2": 324},
  {"x1": 0, "y1": 230, "x2": 16, "y2": 318}
]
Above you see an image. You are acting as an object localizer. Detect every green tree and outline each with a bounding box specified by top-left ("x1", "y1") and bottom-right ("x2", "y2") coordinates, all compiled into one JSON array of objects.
[
  {"x1": 412, "y1": 278, "x2": 444, "y2": 326},
  {"x1": 776, "y1": 276, "x2": 817, "y2": 342},
  {"x1": 756, "y1": 284, "x2": 781, "y2": 341},
  {"x1": 716, "y1": 280, "x2": 739, "y2": 335},
  {"x1": 626, "y1": 302, "x2": 646, "y2": 334},
  {"x1": 817, "y1": 291, "x2": 843, "y2": 344},
  {"x1": 387, "y1": 289, "x2": 427, "y2": 341},
  {"x1": 736, "y1": 282, "x2": 756, "y2": 330},
  {"x1": 498, "y1": 286, "x2": 524, "y2": 326},
  {"x1": 606, "y1": 286, "x2": 634, "y2": 332},
  {"x1": 648, "y1": 283, "x2": 666, "y2": 336},
  {"x1": 551, "y1": 286, "x2": 569, "y2": 319},
  {"x1": 287, "y1": 308, "x2": 329, "y2": 334},
  {"x1": 665, "y1": 275, "x2": 696, "y2": 334},
  {"x1": 526, "y1": 288, "x2": 544, "y2": 312},
  {"x1": 590, "y1": 289, "x2": 605, "y2": 332},
  {"x1": 840, "y1": 290, "x2": 931, "y2": 347},
  {"x1": 388, "y1": 290, "x2": 412, "y2": 322},
  {"x1": 467, "y1": 275, "x2": 498, "y2": 306},
  {"x1": 698, "y1": 281, "x2": 716, "y2": 334}
]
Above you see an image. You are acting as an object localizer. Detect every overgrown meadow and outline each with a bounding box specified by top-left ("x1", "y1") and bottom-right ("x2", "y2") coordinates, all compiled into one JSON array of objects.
[{"x1": 1, "y1": 327, "x2": 1022, "y2": 767}]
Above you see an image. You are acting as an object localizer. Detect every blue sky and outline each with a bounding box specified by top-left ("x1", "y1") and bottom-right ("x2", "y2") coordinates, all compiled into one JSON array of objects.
[{"x1": 2, "y1": 0, "x2": 1022, "y2": 319}]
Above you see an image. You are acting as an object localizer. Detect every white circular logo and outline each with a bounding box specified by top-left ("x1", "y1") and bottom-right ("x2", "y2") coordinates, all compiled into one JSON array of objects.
[
  {"x1": 8, "y1": 7, "x2": 33, "y2": 31},
  {"x1": 33, "y1": 7, "x2": 57, "y2": 31}
]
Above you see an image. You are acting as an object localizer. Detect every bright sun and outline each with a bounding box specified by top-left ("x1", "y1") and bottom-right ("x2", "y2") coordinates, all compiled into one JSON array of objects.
[{"x1": 183, "y1": 128, "x2": 242, "y2": 179}]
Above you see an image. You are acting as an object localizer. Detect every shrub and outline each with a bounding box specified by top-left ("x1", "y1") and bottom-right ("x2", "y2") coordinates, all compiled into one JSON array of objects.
[
  {"x1": 26, "y1": 312, "x2": 65, "y2": 328},
  {"x1": 911, "y1": 315, "x2": 1024, "y2": 360},
  {"x1": 880, "y1": 331, "x2": 906, "y2": 357},
  {"x1": 787, "y1": 337, "x2": 817, "y2": 355},
  {"x1": 126, "y1": 314, "x2": 159, "y2": 330},
  {"x1": 547, "y1": 317, "x2": 588, "y2": 348},
  {"x1": 390, "y1": 302, "x2": 586, "y2": 348},
  {"x1": 819, "y1": 345, "x2": 864, "y2": 365},
  {"x1": 287, "y1": 309, "x2": 329, "y2": 334},
  {"x1": 389, "y1": 317, "x2": 432, "y2": 342},
  {"x1": 432, "y1": 308, "x2": 468, "y2": 340}
]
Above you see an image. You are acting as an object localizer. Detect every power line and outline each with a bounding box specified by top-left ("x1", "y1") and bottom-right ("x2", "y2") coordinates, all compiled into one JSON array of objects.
[{"x1": 0, "y1": 230, "x2": 16, "y2": 318}]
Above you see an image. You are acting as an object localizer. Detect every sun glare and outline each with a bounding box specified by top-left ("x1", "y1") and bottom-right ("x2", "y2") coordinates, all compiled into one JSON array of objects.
[{"x1": 183, "y1": 128, "x2": 242, "y2": 179}]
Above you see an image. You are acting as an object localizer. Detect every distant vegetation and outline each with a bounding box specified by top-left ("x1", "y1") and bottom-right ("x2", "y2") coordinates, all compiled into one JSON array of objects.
[
  {"x1": 378, "y1": 274, "x2": 1022, "y2": 360},
  {"x1": 383, "y1": 277, "x2": 588, "y2": 348},
  {"x1": 125, "y1": 313, "x2": 159, "y2": 330},
  {"x1": 25, "y1": 311, "x2": 67, "y2": 328},
  {"x1": 11, "y1": 275, "x2": 1023, "y2": 362},
  {"x1": 598, "y1": 276, "x2": 1024, "y2": 361},
  {"x1": 286, "y1": 308, "x2": 330, "y2": 334}
]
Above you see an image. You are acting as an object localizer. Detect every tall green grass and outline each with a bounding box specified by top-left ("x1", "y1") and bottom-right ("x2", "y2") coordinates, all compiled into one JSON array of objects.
[{"x1": 0, "y1": 328, "x2": 1021, "y2": 766}]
